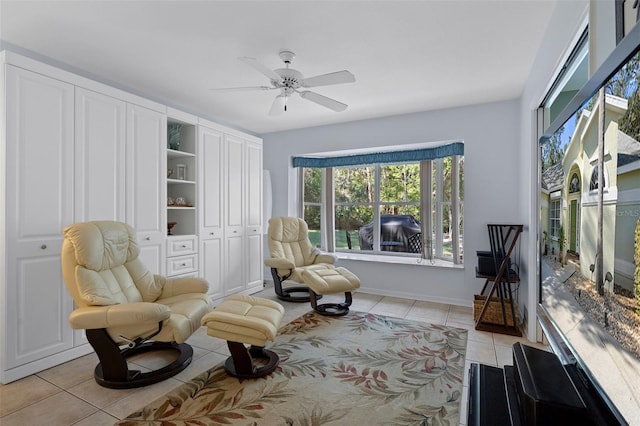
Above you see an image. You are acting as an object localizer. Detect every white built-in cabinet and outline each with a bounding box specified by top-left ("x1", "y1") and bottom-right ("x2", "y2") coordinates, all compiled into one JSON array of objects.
[
  {"x1": 0, "y1": 51, "x2": 263, "y2": 384},
  {"x1": 199, "y1": 122, "x2": 263, "y2": 302},
  {"x1": 0, "y1": 52, "x2": 166, "y2": 383},
  {"x1": 126, "y1": 104, "x2": 167, "y2": 274},
  {"x1": 166, "y1": 110, "x2": 198, "y2": 278},
  {"x1": 75, "y1": 88, "x2": 127, "y2": 223},
  {"x1": 245, "y1": 140, "x2": 264, "y2": 290},
  {"x1": 3, "y1": 64, "x2": 78, "y2": 378},
  {"x1": 199, "y1": 126, "x2": 225, "y2": 300}
]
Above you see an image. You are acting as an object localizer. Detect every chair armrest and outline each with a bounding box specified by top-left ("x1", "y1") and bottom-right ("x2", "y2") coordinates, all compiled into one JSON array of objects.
[
  {"x1": 264, "y1": 258, "x2": 295, "y2": 269},
  {"x1": 314, "y1": 252, "x2": 336, "y2": 265},
  {"x1": 68, "y1": 302, "x2": 171, "y2": 330},
  {"x1": 156, "y1": 275, "x2": 209, "y2": 298}
]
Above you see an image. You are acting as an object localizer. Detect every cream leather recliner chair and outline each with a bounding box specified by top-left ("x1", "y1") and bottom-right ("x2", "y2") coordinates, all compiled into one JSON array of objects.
[
  {"x1": 61, "y1": 221, "x2": 211, "y2": 389},
  {"x1": 265, "y1": 217, "x2": 360, "y2": 315},
  {"x1": 265, "y1": 216, "x2": 335, "y2": 302}
]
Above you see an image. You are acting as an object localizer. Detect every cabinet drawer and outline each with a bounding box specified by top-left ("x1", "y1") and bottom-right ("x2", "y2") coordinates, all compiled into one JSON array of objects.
[
  {"x1": 167, "y1": 236, "x2": 197, "y2": 256},
  {"x1": 167, "y1": 254, "x2": 198, "y2": 276}
]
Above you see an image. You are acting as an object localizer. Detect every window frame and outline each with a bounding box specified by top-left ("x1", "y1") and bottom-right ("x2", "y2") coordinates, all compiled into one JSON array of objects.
[
  {"x1": 549, "y1": 197, "x2": 561, "y2": 239},
  {"x1": 300, "y1": 154, "x2": 463, "y2": 265}
]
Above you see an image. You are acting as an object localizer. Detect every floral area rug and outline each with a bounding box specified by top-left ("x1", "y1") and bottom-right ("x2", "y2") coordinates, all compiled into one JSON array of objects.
[{"x1": 118, "y1": 311, "x2": 468, "y2": 425}]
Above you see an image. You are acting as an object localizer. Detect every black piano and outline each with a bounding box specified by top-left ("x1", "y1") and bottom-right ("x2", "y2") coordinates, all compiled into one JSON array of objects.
[{"x1": 467, "y1": 342, "x2": 626, "y2": 426}]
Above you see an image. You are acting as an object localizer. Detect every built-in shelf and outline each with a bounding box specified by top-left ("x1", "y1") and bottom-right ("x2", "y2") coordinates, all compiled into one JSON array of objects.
[
  {"x1": 167, "y1": 148, "x2": 195, "y2": 159},
  {"x1": 166, "y1": 118, "x2": 197, "y2": 237},
  {"x1": 167, "y1": 178, "x2": 196, "y2": 185}
]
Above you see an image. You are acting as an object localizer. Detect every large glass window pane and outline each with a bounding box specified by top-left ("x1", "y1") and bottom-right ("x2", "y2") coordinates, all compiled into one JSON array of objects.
[
  {"x1": 304, "y1": 205, "x2": 321, "y2": 248},
  {"x1": 441, "y1": 203, "x2": 452, "y2": 259},
  {"x1": 380, "y1": 163, "x2": 420, "y2": 203},
  {"x1": 336, "y1": 205, "x2": 373, "y2": 250},
  {"x1": 303, "y1": 168, "x2": 322, "y2": 203},
  {"x1": 334, "y1": 166, "x2": 374, "y2": 203},
  {"x1": 303, "y1": 167, "x2": 322, "y2": 248}
]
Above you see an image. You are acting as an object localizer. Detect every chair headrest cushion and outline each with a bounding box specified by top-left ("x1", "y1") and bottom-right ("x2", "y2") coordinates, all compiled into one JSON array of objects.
[
  {"x1": 63, "y1": 221, "x2": 139, "y2": 272},
  {"x1": 268, "y1": 217, "x2": 308, "y2": 242}
]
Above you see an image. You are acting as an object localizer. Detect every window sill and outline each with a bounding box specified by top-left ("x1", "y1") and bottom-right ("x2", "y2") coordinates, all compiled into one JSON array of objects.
[{"x1": 334, "y1": 251, "x2": 464, "y2": 269}]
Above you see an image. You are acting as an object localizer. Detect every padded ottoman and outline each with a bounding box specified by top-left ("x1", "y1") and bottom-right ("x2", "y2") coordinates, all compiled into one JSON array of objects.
[
  {"x1": 301, "y1": 266, "x2": 360, "y2": 316},
  {"x1": 201, "y1": 294, "x2": 284, "y2": 378}
]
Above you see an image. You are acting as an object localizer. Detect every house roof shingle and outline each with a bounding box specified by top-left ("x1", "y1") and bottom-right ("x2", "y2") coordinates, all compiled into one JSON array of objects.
[
  {"x1": 542, "y1": 162, "x2": 564, "y2": 191},
  {"x1": 618, "y1": 130, "x2": 640, "y2": 168}
]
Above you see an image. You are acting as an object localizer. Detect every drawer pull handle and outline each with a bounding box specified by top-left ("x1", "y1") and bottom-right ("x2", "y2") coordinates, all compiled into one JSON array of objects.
[
  {"x1": 253, "y1": 229, "x2": 257, "y2": 232},
  {"x1": 145, "y1": 237, "x2": 151, "y2": 241},
  {"x1": 210, "y1": 232, "x2": 214, "y2": 235},
  {"x1": 181, "y1": 263, "x2": 187, "y2": 267},
  {"x1": 233, "y1": 230, "x2": 237, "y2": 233},
  {"x1": 181, "y1": 244, "x2": 187, "y2": 248},
  {"x1": 41, "y1": 244, "x2": 47, "y2": 250}
]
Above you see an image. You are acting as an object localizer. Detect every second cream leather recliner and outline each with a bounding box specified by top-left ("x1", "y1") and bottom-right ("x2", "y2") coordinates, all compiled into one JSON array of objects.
[{"x1": 265, "y1": 217, "x2": 360, "y2": 315}]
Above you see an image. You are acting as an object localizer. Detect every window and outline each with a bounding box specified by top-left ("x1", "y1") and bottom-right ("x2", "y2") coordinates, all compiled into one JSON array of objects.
[
  {"x1": 296, "y1": 142, "x2": 464, "y2": 265},
  {"x1": 549, "y1": 198, "x2": 561, "y2": 238},
  {"x1": 569, "y1": 173, "x2": 580, "y2": 193},
  {"x1": 589, "y1": 165, "x2": 600, "y2": 191},
  {"x1": 302, "y1": 168, "x2": 322, "y2": 248}
]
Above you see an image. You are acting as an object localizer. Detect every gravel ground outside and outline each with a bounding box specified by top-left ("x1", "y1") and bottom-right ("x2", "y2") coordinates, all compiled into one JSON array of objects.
[{"x1": 547, "y1": 255, "x2": 640, "y2": 359}]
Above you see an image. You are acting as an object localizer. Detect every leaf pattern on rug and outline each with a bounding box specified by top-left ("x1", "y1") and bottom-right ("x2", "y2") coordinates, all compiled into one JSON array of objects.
[
  {"x1": 119, "y1": 311, "x2": 468, "y2": 426},
  {"x1": 281, "y1": 404, "x2": 351, "y2": 426}
]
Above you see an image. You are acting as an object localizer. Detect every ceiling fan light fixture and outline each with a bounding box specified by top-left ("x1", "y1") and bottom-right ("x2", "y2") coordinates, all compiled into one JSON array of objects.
[
  {"x1": 220, "y1": 51, "x2": 356, "y2": 115},
  {"x1": 269, "y1": 94, "x2": 286, "y2": 116}
]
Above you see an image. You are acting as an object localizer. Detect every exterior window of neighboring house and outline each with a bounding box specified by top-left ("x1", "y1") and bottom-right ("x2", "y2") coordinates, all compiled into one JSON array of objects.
[
  {"x1": 569, "y1": 173, "x2": 580, "y2": 193},
  {"x1": 549, "y1": 198, "x2": 561, "y2": 238},
  {"x1": 296, "y1": 143, "x2": 464, "y2": 265},
  {"x1": 589, "y1": 166, "x2": 602, "y2": 191}
]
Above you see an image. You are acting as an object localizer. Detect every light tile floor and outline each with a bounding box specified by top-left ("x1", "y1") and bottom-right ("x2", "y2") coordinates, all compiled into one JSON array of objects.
[{"x1": 0, "y1": 288, "x2": 547, "y2": 426}]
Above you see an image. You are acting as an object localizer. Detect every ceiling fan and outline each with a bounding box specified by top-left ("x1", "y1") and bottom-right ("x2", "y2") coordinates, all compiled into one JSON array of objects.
[{"x1": 212, "y1": 51, "x2": 356, "y2": 115}]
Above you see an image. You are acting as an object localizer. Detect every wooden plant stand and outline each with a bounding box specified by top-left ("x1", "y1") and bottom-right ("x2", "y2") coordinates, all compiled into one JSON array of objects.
[{"x1": 474, "y1": 224, "x2": 523, "y2": 336}]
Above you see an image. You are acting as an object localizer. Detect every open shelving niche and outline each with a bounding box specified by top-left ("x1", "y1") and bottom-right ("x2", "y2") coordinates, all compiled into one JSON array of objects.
[{"x1": 166, "y1": 117, "x2": 197, "y2": 237}]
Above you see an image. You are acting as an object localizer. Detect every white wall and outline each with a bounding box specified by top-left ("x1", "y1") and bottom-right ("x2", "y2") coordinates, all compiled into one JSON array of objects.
[
  {"x1": 262, "y1": 0, "x2": 592, "y2": 339},
  {"x1": 262, "y1": 100, "x2": 522, "y2": 307}
]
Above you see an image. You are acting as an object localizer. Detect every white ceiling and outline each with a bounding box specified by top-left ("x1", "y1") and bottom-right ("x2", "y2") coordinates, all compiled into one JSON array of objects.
[{"x1": 0, "y1": 0, "x2": 558, "y2": 135}]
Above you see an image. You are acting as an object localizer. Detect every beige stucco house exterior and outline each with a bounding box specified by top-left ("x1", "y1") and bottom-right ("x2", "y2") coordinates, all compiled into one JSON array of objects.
[{"x1": 541, "y1": 94, "x2": 640, "y2": 292}]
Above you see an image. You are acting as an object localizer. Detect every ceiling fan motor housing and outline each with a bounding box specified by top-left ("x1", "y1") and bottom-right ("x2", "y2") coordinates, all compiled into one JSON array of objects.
[{"x1": 273, "y1": 68, "x2": 303, "y2": 93}]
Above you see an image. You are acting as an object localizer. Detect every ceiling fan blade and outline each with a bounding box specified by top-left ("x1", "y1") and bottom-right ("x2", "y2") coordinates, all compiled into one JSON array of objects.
[
  {"x1": 238, "y1": 57, "x2": 282, "y2": 82},
  {"x1": 269, "y1": 95, "x2": 286, "y2": 115},
  {"x1": 209, "y1": 86, "x2": 274, "y2": 93},
  {"x1": 299, "y1": 91, "x2": 348, "y2": 112},
  {"x1": 302, "y1": 70, "x2": 355, "y2": 88}
]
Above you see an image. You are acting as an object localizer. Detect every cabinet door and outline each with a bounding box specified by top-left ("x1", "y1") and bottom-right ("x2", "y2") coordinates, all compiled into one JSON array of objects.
[
  {"x1": 75, "y1": 88, "x2": 126, "y2": 222},
  {"x1": 245, "y1": 140, "x2": 263, "y2": 288},
  {"x1": 224, "y1": 233, "x2": 245, "y2": 295},
  {"x1": 200, "y1": 237, "x2": 224, "y2": 300},
  {"x1": 224, "y1": 135, "x2": 244, "y2": 233},
  {"x1": 126, "y1": 104, "x2": 166, "y2": 274},
  {"x1": 245, "y1": 140, "x2": 263, "y2": 233},
  {"x1": 4, "y1": 66, "x2": 75, "y2": 368},
  {"x1": 199, "y1": 126, "x2": 224, "y2": 237},
  {"x1": 246, "y1": 233, "x2": 263, "y2": 290}
]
